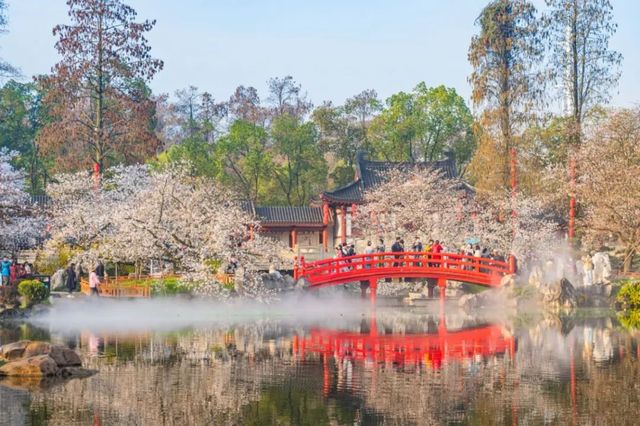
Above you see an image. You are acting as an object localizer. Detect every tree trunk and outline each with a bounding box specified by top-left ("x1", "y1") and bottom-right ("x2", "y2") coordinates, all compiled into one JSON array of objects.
[
  {"x1": 623, "y1": 247, "x2": 635, "y2": 273},
  {"x1": 94, "y1": 11, "x2": 105, "y2": 179}
]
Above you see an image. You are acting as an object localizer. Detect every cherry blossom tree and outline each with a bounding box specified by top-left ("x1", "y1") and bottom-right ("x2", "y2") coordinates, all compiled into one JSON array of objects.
[
  {"x1": 354, "y1": 169, "x2": 464, "y2": 245},
  {"x1": 577, "y1": 108, "x2": 640, "y2": 272},
  {"x1": 354, "y1": 168, "x2": 559, "y2": 262},
  {"x1": 45, "y1": 162, "x2": 286, "y2": 298},
  {"x1": 470, "y1": 191, "x2": 560, "y2": 262},
  {"x1": 0, "y1": 149, "x2": 43, "y2": 252}
]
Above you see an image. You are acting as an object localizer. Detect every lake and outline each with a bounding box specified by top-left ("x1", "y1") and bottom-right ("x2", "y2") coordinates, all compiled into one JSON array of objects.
[{"x1": 0, "y1": 296, "x2": 639, "y2": 425}]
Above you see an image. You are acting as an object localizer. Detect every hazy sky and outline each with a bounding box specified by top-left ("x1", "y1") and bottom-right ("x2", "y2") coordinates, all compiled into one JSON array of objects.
[{"x1": 2, "y1": 0, "x2": 638, "y2": 109}]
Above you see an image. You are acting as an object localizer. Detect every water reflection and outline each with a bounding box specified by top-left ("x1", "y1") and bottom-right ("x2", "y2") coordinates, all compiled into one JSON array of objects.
[{"x1": 0, "y1": 307, "x2": 639, "y2": 425}]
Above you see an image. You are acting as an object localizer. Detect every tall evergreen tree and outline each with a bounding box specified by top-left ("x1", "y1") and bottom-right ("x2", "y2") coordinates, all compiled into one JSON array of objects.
[
  {"x1": 468, "y1": 0, "x2": 544, "y2": 190},
  {"x1": 38, "y1": 0, "x2": 163, "y2": 174}
]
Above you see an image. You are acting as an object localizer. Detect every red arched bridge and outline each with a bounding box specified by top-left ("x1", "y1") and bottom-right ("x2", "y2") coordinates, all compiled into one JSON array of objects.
[{"x1": 294, "y1": 252, "x2": 517, "y2": 303}]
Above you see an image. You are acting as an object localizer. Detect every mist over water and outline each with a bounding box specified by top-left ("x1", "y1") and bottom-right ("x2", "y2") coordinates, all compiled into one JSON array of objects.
[{"x1": 29, "y1": 294, "x2": 381, "y2": 334}]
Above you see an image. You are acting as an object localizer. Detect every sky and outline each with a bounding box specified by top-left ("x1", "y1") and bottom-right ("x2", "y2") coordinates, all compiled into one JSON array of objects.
[{"x1": 1, "y1": 0, "x2": 639, "y2": 110}]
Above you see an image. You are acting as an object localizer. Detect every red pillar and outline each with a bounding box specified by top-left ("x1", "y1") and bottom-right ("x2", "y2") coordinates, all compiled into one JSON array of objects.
[
  {"x1": 369, "y1": 312, "x2": 378, "y2": 337},
  {"x1": 293, "y1": 334, "x2": 299, "y2": 354},
  {"x1": 291, "y1": 228, "x2": 298, "y2": 248},
  {"x1": 508, "y1": 255, "x2": 517, "y2": 275},
  {"x1": 323, "y1": 354, "x2": 330, "y2": 396},
  {"x1": 322, "y1": 201, "x2": 330, "y2": 252},
  {"x1": 340, "y1": 206, "x2": 347, "y2": 244},
  {"x1": 369, "y1": 278, "x2": 377, "y2": 305},
  {"x1": 438, "y1": 278, "x2": 447, "y2": 303},
  {"x1": 93, "y1": 162, "x2": 101, "y2": 190},
  {"x1": 438, "y1": 277, "x2": 447, "y2": 335}
]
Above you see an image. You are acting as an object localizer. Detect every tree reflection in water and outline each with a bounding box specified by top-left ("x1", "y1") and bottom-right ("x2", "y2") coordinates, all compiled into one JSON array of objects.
[{"x1": 1, "y1": 309, "x2": 639, "y2": 425}]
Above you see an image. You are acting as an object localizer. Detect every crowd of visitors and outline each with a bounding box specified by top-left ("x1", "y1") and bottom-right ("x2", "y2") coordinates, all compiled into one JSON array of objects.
[
  {"x1": 1, "y1": 256, "x2": 35, "y2": 286},
  {"x1": 332, "y1": 237, "x2": 507, "y2": 271}
]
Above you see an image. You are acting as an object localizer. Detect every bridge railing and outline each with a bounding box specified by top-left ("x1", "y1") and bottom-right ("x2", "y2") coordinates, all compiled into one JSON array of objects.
[{"x1": 295, "y1": 252, "x2": 515, "y2": 286}]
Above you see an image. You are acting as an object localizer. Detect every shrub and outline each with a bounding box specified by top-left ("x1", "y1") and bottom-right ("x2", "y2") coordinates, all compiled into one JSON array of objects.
[
  {"x1": 34, "y1": 245, "x2": 76, "y2": 276},
  {"x1": 17, "y1": 280, "x2": 49, "y2": 306},
  {"x1": 616, "y1": 280, "x2": 640, "y2": 310},
  {"x1": 150, "y1": 277, "x2": 192, "y2": 296},
  {"x1": 618, "y1": 310, "x2": 640, "y2": 330}
]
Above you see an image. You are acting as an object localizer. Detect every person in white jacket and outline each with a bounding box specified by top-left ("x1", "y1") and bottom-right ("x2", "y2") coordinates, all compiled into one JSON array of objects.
[{"x1": 89, "y1": 269, "x2": 100, "y2": 296}]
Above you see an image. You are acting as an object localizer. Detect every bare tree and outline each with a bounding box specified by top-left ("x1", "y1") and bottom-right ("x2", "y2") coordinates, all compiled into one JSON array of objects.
[
  {"x1": 199, "y1": 92, "x2": 227, "y2": 143},
  {"x1": 38, "y1": 0, "x2": 163, "y2": 174},
  {"x1": 545, "y1": 0, "x2": 622, "y2": 143},
  {"x1": 174, "y1": 86, "x2": 201, "y2": 139},
  {"x1": 267, "y1": 75, "x2": 312, "y2": 118},
  {"x1": 228, "y1": 85, "x2": 265, "y2": 125}
]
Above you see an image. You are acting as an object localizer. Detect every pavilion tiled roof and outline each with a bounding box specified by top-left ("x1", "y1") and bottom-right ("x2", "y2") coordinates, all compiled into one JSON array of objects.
[
  {"x1": 254, "y1": 206, "x2": 325, "y2": 225},
  {"x1": 322, "y1": 152, "x2": 460, "y2": 204}
]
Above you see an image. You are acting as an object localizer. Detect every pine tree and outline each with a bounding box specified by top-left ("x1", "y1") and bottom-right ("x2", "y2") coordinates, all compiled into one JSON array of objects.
[{"x1": 468, "y1": 0, "x2": 544, "y2": 190}]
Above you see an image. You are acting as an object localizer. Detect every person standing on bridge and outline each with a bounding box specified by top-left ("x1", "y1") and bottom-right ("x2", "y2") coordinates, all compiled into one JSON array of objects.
[
  {"x1": 412, "y1": 237, "x2": 423, "y2": 252},
  {"x1": 376, "y1": 238, "x2": 386, "y2": 268},
  {"x1": 432, "y1": 240, "x2": 443, "y2": 267},
  {"x1": 364, "y1": 241, "x2": 375, "y2": 269},
  {"x1": 347, "y1": 243, "x2": 356, "y2": 270},
  {"x1": 391, "y1": 237, "x2": 403, "y2": 267},
  {"x1": 334, "y1": 245, "x2": 343, "y2": 273},
  {"x1": 412, "y1": 237, "x2": 423, "y2": 267}
]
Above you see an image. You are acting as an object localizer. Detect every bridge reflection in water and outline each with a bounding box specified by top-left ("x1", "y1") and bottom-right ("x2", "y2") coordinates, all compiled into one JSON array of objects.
[{"x1": 292, "y1": 313, "x2": 517, "y2": 398}]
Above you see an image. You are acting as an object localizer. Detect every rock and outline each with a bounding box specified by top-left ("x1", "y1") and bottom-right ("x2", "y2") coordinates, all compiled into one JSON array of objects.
[
  {"x1": 0, "y1": 354, "x2": 59, "y2": 377},
  {"x1": 261, "y1": 273, "x2": 296, "y2": 291},
  {"x1": 0, "y1": 307, "x2": 26, "y2": 320},
  {"x1": 458, "y1": 293, "x2": 479, "y2": 309},
  {"x1": 408, "y1": 292, "x2": 428, "y2": 301},
  {"x1": 592, "y1": 252, "x2": 612, "y2": 284},
  {"x1": 51, "y1": 346, "x2": 82, "y2": 367},
  {"x1": 539, "y1": 278, "x2": 576, "y2": 310},
  {"x1": 294, "y1": 278, "x2": 310, "y2": 290},
  {"x1": 50, "y1": 268, "x2": 66, "y2": 292},
  {"x1": 22, "y1": 342, "x2": 82, "y2": 367},
  {"x1": 22, "y1": 341, "x2": 51, "y2": 358},
  {"x1": 0, "y1": 340, "x2": 92, "y2": 388},
  {"x1": 0, "y1": 340, "x2": 30, "y2": 361},
  {"x1": 59, "y1": 366, "x2": 97, "y2": 378}
]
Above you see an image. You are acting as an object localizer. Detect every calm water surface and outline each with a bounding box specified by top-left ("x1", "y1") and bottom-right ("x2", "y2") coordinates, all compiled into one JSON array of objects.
[{"x1": 0, "y1": 298, "x2": 639, "y2": 425}]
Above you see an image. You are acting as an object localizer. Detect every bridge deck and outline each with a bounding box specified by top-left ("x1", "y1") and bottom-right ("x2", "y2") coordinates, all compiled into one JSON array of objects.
[{"x1": 295, "y1": 251, "x2": 515, "y2": 288}]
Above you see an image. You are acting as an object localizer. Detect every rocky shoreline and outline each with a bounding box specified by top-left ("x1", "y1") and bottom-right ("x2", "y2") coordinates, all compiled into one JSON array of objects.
[{"x1": 0, "y1": 340, "x2": 96, "y2": 390}]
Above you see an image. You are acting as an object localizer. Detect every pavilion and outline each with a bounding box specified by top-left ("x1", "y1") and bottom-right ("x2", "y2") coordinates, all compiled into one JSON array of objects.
[{"x1": 253, "y1": 151, "x2": 461, "y2": 261}]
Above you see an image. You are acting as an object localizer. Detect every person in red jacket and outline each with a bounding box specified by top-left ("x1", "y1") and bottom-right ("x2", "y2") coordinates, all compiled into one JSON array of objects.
[{"x1": 431, "y1": 240, "x2": 443, "y2": 267}]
